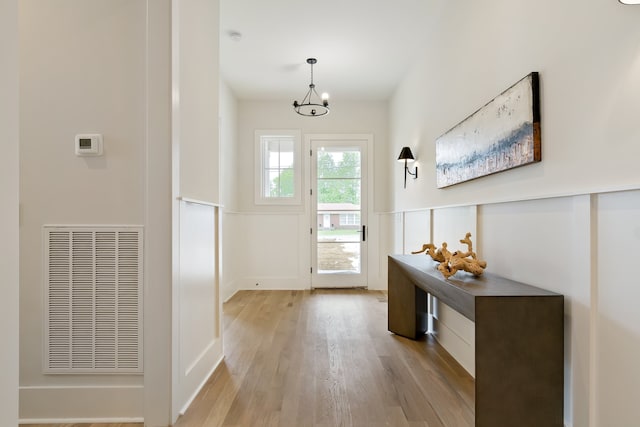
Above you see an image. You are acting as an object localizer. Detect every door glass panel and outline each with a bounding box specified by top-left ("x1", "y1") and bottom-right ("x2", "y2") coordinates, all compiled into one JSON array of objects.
[
  {"x1": 317, "y1": 242, "x2": 360, "y2": 273},
  {"x1": 316, "y1": 147, "x2": 361, "y2": 275}
]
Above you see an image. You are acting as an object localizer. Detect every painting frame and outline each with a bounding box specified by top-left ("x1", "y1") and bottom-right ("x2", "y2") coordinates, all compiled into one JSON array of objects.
[{"x1": 435, "y1": 72, "x2": 541, "y2": 188}]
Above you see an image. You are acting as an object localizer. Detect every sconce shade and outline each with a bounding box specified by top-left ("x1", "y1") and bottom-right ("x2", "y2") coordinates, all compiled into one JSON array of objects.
[
  {"x1": 397, "y1": 146, "x2": 415, "y2": 162},
  {"x1": 398, "y1": 146, "x2": 418, "y2": 188}
]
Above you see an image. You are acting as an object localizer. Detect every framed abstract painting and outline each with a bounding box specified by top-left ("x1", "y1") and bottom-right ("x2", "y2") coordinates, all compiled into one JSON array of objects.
[{"x1": 435, "y1": 72, "x2": 541, "y2": 188}]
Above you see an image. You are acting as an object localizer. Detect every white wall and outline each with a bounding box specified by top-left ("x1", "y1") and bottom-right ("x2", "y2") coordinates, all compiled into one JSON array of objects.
[
  {"x1": 220, "y1": 81, "x2": 239, "y2": 213},
  {"x1": 219, "y1": 80, "x2": 239, "y2": 302},
  {"x1": 391, "y1": 0, "x2": 640, "y2": 211},
  {"x1": 144, "y1": 0, "x2": 173, "y2": 424},
  {"x1": 171, "y1": 0, "x2": 221, "y2": 421},
  {"x1": 228, "y1": 100, "x2": 389, "y2": 291},
  {"x1": 389, "y1": 1, "x2": 640, "y2": 426},
  {"x1": 176, "y1": 0, "x2": 220, "y2": 204},
  {"x1": 0, "y1": 0, "x2": 20, "y2": 424},
  {"x1": 19, "y1": 0, "x2": 146, "y2": 421},
  {"x1": 237, "y1": 100, "x2": 390, "y2": 213},
  {"x1": 19, "y1": 1, "x2": 221, "y2": 424}
]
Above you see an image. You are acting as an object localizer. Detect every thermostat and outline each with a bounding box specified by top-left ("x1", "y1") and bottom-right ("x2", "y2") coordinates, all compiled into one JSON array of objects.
[{"x1": 75, "y1": 134, "x2": 103, "y2": 156}]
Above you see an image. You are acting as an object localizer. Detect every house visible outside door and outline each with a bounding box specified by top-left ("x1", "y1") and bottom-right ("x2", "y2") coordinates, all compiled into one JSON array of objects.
[{"x1": 309, "y1": 135, "x2": 370, "y2": 288}]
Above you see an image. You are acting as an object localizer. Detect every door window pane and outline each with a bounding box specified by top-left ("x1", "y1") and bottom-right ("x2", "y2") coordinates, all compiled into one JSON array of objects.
[
  {"x1": 317, "y1": 242, "x2": 361, "y2": 274},
  {"x1": 316, "y1": 146, "x2": 362, "y2": 276}
]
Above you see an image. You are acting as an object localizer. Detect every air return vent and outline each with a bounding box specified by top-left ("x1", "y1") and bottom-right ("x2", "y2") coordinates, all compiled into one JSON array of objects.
[{"x1": 44, "y1": 226, "x2": 143, "y2": 374}]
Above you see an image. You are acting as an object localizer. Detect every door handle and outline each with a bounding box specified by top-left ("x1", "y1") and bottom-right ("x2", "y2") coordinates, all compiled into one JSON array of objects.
[{"x1": 362, "y1": 225, "x2": 366, "y2": 242}]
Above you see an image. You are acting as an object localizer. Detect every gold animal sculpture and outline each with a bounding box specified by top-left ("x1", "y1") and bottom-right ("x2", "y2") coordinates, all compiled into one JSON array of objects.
[{"x1": 412, "y1": 232, "x2": 487, "y2": 279}]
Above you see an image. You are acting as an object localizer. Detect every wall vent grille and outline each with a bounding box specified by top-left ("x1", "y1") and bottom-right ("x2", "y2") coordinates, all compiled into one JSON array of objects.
[{"x1": 44, "y1": 226, "x2": 143, "y2": 374}]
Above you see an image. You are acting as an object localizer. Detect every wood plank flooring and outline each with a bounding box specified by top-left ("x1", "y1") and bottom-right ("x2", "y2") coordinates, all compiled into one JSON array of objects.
[
  {"x1": 177, "y1": 289, "x2": 473, "y2": 427},
  {"x1": 23, "y1": 425, "x2": 140, "y2": 427},
  {"x1": 25, "y1": 289, "x2": 474, "y2": 427}
]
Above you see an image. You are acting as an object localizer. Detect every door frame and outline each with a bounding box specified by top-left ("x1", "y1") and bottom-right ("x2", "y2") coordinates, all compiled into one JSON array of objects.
[{"x1": 305, "y1": 134, "x2": 374, "y2": 288}]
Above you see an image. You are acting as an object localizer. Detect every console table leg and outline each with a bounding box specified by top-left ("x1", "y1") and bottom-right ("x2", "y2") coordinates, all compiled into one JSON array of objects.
[
  {"x1": 388, "y1": 257, "x2": 429, "y2": 339},
  {"x1": 475, "y1": 296, "x2": 564, "y2": 427}
]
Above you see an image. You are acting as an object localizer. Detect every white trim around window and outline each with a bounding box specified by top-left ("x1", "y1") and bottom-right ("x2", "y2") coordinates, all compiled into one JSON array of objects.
[{"x1": 254, "y1": 129, "x2": 302, "y2": 205}]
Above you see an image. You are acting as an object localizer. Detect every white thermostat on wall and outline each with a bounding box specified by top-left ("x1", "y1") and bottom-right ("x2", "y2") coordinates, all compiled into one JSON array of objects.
[{"x1": 75, "y1": 134, "x2": 103, "y2": 156}]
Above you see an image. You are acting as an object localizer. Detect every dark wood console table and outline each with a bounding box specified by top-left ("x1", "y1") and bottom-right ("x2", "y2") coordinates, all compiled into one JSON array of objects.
[{"x1": 388, "y1": 254, "x2": 564, "y2": 427}]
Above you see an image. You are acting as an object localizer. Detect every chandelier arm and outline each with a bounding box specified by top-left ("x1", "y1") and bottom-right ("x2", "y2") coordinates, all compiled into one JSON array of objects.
[
  {"x1": 311, "y1": 85, "x2": 322, "y2": 101},
  {"x1": 301, "y1": 87, "x2": 313, "y2": 105}
]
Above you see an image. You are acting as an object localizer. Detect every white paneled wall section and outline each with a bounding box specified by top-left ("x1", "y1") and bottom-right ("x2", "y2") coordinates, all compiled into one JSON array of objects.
[
  {"x1": 171, "y1": 0, "x2": 221, "y2": 421},
  {"x1": 396, "y1": 189, "x2": 640, "y2": 426},
  {"x1": 403, "y1": 210, "x2": 431, "y2": 255},
  {"x1": 174, "y1": 201, "x2": 222, "y2": 418},
  {"x1": 595, "y1": 191, "x2": 640, "y2": 427}
]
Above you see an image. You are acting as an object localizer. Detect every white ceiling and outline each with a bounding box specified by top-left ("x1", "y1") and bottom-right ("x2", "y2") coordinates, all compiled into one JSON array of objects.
[{"x1": 220, "y1": 0, "x2": 430, "y2": 102}]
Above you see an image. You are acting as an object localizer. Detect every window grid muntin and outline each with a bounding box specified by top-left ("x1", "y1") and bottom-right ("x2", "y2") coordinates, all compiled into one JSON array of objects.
[{"x1": 262, "y1": 136, "x2": 295, "y2": 199}]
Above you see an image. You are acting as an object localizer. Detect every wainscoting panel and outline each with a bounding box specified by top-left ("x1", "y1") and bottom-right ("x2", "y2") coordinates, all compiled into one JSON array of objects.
[
  {"x1": 175, "y1": 201, "x2": 222, "y2": 416},
  {"x1": 432, "y1": 205, "x2": 477, "y2": 248},
  {"x1": 225, "y1": 212, "x2": 309, "y2": 291},
  {"x1": 432, "y1": 303, "x2": 475, "y2": 377},
  {"x1": 596, "y1": 190, "x2": 640, "y2": 427},
  {"x1": 403, "y1": 210, "x2": 431, "y2": 254}
]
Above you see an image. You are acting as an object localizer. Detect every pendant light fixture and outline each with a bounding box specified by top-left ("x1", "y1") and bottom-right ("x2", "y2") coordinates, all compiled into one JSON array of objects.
[{"x1": 293, "y1": 58, "x2": 330, "y2": 117}]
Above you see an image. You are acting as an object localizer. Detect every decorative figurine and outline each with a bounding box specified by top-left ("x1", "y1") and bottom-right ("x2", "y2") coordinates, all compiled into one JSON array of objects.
[{"x1": 412, "y1": 232, "x2": 487, "y2": 279}]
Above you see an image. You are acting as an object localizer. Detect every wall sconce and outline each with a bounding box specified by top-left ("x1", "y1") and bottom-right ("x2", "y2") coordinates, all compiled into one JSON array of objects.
[
  {"x1": 619, "y1": 0, "x2": 640, "y2": 4},
  {"x1": 397, "y1": 146, "x2": 418, "y2": 188}
]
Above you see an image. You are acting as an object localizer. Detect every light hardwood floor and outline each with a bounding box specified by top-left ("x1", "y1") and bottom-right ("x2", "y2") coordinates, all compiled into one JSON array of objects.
[
  {"x1": 23, "y1": 425, "x2": 140, "y2": 427},
  {"x1": 25, "y1": 289, "x2": 474, "y2": 427}
]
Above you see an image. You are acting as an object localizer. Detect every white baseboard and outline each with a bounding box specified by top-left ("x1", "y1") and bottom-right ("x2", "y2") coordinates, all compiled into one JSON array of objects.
[
  {"x1": 239, "y1": 277, "x2": 310, "y2": 290},
  {"x1": 179, "y1": 354, "x2": 224, "y2": 416},
  {"x1": 223, "y1": 287, "x2": 240, "y2": 303},
  {"x1": 366, "y1": 277, "x2": 387, "y2": 290},
  {"x1": 234, "y1": 282, "x2": 387, "y2": 292},
  {"x1": 19, "y1": 385, "x2": 143, "y2": 421},
  {"x1": 235, "y1": 276, "x2": 387, "y2": 291}
]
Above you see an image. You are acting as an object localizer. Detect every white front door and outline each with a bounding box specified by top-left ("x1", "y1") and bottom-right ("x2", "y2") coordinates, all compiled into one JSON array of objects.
[{"x1": 309, "y1": 136, "x2": 369, "y2": 288}]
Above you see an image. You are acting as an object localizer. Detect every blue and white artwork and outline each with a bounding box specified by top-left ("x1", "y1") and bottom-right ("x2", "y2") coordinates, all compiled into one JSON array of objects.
[{"x1": 436, "y1": 72, "x2": 541, "y2": 188}]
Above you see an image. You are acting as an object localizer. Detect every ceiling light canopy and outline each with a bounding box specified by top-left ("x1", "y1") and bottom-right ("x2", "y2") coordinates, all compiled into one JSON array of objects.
[{"x1": 293, "y1": 58, "x2": 330, "y2": 117}]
